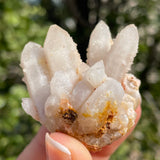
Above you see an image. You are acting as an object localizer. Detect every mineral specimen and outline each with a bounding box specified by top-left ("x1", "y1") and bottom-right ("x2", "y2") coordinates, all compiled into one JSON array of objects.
[{"x1": 20, "y1": 20, "x2": 141, "y2": 152}]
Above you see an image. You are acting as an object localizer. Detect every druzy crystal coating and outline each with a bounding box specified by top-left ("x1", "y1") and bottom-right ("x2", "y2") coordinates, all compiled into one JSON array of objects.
[{"x1": 20, "y1": 21, "x2": 141, "y2": 152}]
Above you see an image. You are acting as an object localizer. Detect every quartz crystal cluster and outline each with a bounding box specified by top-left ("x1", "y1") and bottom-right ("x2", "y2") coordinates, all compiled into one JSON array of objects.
[{"x1": 20, "y1": 21, "x2": 141, "y2": 152}]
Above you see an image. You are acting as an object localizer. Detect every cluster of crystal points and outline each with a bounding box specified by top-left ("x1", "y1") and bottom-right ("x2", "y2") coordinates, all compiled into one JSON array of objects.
[{"x1": 20, "y1": 21, "x2": 141, "y2": 152}]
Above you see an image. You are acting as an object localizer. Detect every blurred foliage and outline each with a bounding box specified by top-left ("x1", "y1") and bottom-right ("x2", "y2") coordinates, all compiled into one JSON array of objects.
[{"x1": 0, "y1": 0, "x2": 160, "y2": 159}]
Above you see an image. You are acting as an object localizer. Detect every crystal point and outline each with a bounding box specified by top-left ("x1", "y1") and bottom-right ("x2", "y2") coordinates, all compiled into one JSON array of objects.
[{"x1": 21, "y1": 21, "x2": 141, "y2": 152}]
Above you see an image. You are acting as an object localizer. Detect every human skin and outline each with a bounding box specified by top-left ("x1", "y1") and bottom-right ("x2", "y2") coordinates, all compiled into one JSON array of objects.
[{"x1": 17, "y1": 105, "x2": 141, "y2": 160}]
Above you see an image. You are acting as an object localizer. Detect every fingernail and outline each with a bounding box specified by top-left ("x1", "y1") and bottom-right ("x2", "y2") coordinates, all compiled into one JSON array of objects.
[{"x1": 45, "y1": 133, "x2": 72, "y2": 160}]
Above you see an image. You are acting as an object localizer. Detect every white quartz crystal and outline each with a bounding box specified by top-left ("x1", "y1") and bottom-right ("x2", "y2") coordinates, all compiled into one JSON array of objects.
[
  {"x1": 20, "y1": 42, "x2": 50, "y2": 123},
  {"x1": 22, "y1": 98, "x2": 39, "y2": 121},
  {"x1": 70, "y1": 80, "x2": 93, "y2": 110},
  {"x1": 104, "y1": 25, "x2": 139, "y2": 81},
  {"x1": 78, "y1": 78, "x2": 124, "y2": 134},
  {"x1": 21, "y1": 21, "x2": 141, "y2": 152},
  {"x1": 84, "y1": 60, "x2": 107, "y2": 88},
  {"x1": 44, "y1": 25, "x2": 82, "y2": 76},
  {"x1": 87, "y1": 20, "x2": 112, "y2": 66}
]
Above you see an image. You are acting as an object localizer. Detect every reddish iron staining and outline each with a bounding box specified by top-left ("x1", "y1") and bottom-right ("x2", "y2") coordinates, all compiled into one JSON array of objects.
[
  {"x1": 59, "y1": 99, "x2": 78, "y2": 124},
  {"x1": 86, "y1": 144, "x2": 102, "y2": 152},
  {"x1": 62, "y1": 108, "x2": 78, "y2": 123},
  {"x1": 96, "y1": 125, "x2": 107, "y2": 138}
]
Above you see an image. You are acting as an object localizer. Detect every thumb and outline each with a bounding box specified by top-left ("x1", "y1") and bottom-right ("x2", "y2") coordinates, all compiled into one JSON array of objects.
[{"x1": 45, "y1": 132, "x2": 92, "y2": 160}]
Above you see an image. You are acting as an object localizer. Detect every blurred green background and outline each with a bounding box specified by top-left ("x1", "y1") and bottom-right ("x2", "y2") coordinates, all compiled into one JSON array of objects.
[{"x1": 0, "y1": 0, "x2": 160, "y2": 159}]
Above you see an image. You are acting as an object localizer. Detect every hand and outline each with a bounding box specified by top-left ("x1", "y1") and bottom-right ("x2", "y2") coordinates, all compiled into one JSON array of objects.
[{"x1": 17, "y1": 105, "x2": 141, "y2": 160}]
